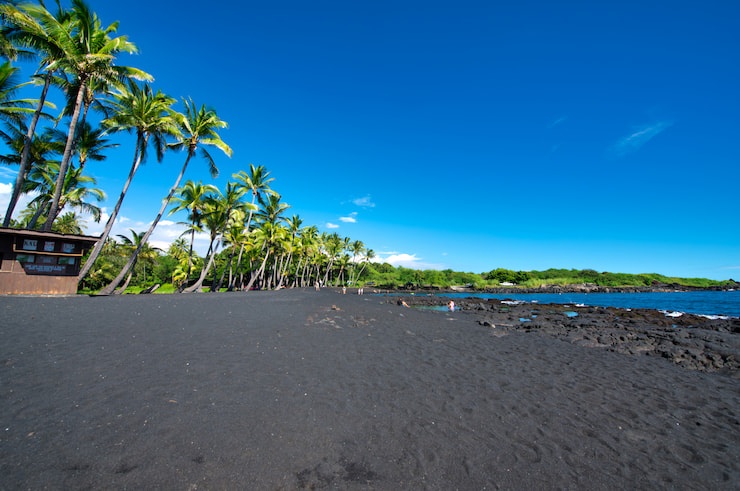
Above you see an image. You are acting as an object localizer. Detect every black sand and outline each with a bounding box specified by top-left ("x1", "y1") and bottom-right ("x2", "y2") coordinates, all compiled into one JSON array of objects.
[{"x1": 1, "y1": 289, "x2": 738, "y2": 489}]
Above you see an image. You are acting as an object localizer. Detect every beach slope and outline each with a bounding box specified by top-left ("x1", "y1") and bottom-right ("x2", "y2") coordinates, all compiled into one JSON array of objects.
[{"x1": 1, "y1": 289, "x2": 737, "y2": 489}]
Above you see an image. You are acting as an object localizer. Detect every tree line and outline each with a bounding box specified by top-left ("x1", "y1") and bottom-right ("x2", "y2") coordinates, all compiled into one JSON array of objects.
[{"x1": 0, "y1": 0, "x2": 378, "y2": 293}]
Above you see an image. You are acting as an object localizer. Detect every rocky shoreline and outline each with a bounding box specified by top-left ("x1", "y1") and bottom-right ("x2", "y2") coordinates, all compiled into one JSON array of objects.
[{"x1": 391, "y1": 295, "x2": 740, "y2": 377}]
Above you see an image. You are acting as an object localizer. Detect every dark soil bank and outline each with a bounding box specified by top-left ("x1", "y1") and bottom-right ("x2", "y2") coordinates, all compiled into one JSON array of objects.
[{"x1": 1, "y1": 289, "x2": 738, "y2": 489}]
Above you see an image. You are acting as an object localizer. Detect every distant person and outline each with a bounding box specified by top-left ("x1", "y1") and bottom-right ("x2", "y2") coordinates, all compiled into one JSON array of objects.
[
  {"x1": 315, "y1": 281, "x2": 320, "y2": 291},
  {"x1": 342, "y1": 286, "x2": 347, "y2": 294},
  {"x1": 358, "y1": 287, "x2": 364, "y2": 295},
  {"x1": 448, "y1": 300, "x2": 456, "y2": 312}
]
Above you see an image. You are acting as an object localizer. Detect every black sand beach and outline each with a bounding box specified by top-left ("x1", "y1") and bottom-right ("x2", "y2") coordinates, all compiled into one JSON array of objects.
[{"x1": 1, "y1": 289, "x2": 738, "y2": 489}]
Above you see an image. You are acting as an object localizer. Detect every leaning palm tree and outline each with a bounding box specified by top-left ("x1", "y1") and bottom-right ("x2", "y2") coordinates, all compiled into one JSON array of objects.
[
  {"x1": 347, "y1": 239, "x2": 365, "y2": 286},
  {"x1": 167, "y1": 179, "x2": 218, "y2": 286},
  {"x1": 22, "y1": 161, "x2": 105, "y2": 229},
  {"x1": 113, "y1": 228, "x2": 161, "y2": 293},
  {"x1": 0, "y1": 1, "x2": 69, "y2": 226},
  {"x1": 77, "y1": 81, "x2": 176, "y2": 282},
  {"x1": 41, "y1": 0, "x2": 152, "y2": 231},
  {"x1": 184, "y1": 182, "x2": 246, "y2": 293},
  {"x1": 98, "y1": 98, "x2": 231, "y2": 295},
  {"x1": 229, "y1": 164, "x2": 274, "y2": 289}
]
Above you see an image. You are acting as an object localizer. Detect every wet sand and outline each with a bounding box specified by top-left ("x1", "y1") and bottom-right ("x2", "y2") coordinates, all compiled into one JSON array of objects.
[{"x1": 1, "y1": 289, "x2": 738, "y2": 489}]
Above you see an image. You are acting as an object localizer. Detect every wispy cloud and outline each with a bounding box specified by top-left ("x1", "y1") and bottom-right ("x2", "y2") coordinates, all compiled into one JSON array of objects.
[
  {"x1": 326, "y1": 222, "x2": 339, "y2": 229},
  {"x1": 548, "y1": 115, "x2": 568, "y2": 128},
  {"x1": 612, "y1": 120, "x2": 673, "y2": 156},
  {"x1": 352, "y1": 195, "x2": 375, "y2": 208},
  {"x1": 339, "y1": 212, "x2": 358, "y2": 223}
]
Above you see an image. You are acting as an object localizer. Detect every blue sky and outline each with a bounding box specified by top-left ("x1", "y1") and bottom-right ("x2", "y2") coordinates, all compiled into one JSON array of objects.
[{"x1": 1, "y1": 0, "x2": 738, "y2": 279}]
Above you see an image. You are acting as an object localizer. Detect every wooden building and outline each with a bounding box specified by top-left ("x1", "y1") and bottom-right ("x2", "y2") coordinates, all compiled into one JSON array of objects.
[{"x1": 0, "y1": 228, "x2": 99, "y2": 295}]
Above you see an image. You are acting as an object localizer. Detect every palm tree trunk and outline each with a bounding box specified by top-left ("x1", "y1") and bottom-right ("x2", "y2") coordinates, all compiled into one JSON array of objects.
[
  {"x1": 114, "y1": 270, "x2": 134, "y2": 295},
  {"x1": 26, "y1": 202, "x2": 50, "y2": 230},
  {"x1": 245, "y1": 248, "x2": 270, "y2": 291},
  {"x1": 78, "y1": 134, "x2": 147, "y2": 281},
  {"x1": 98, "y1": 153, "x2": 193, "y2": 295},
  {"x1": 184, "y1": 235, "x2": 221, "y2": 293},
  {"x1": 3, "y1": 71, "x2": 53, "y2": 227},
  {"x1": 228, "y1": 243, "x2": 246, "y2": 291},
  {"x1": 214, "y1": 246, "x2": 236, "y2": 291},
  {"x1": 43, "y1": 79, "x2": 87, "y2": 232}
]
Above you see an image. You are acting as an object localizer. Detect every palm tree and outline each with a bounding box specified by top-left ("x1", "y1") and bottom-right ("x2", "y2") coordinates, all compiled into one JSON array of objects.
[
  {"x1": 22, "y1": 161, "x2": 105, "y2": 229},
  {"x1": 215, "y1": 221, "x2": 249, "y2": 292},
  {"x1": 356, "y1": 248, "x2": 375, "y2": 284},
  {"x1": 232, "y1": 164, "x2": 275, "y2": 233},
  {"x1": 184, "y1": 182, "x2": 246, "y2": 292},
  {"x1": 0, "y1": 123, "x2": 58, "y2": 204},
  {"x1": 230, "y1": 164, "x2": 274, "y2": 289},
  {"x1": 98, "y1": 98, "x2": 231, "y2": 295},
  {"x1": 0, "y1": 1, "x2": 70, "y2": 226},
  {"x1": 113, "y1": 228, "x2": 161, "y2": 293},
  {"x1": 167, "y1": 179, "x2": 218, "y2": 286},
  {"x1": 0, "y1": 61, "x2": 37, "y2": 139},
  {"x1": 348, "y1": 239, "x2": 365, "y2": 286},
  {"x1": 52, "y1": 211, "x2": 85, "y2": 234},
  {"x1": 77, "y1": 81, "x2": 176, "y2": 281},
  {"x1": 41, "y1": 0, "x2": 152, "y2": 231},
  {"x1": 67, "y1": 120, "x2": 117, "y2": 172},
  {"x1": 244, "y1": 221, "x2": 286, "y2": 291},
  {"x1": 322, "y1": 232, "x2": 343, "y2": 285},
  {"x1": 275, "y1": 214, "x2": 302, "y2": 289}
]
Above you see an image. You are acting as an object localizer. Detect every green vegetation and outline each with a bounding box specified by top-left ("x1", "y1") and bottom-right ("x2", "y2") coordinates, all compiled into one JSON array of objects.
[{"x1": 360, "y1": 266, "x2": 734, "y2": 290}]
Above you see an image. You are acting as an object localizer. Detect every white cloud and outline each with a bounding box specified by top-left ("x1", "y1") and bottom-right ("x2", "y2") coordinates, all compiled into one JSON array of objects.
[
  {"x1": 612, "y1": 121, "x2": 673, "y2": 156},
  {"x1": 339, "y1": 212, "x2": 358, "y2": 223},
  {"x1": 0, "y1": 181, "x2": 36, "y2": 223},
  {"x1": 548, "y1": 115, "x2": 568, "y2": 128},
  {"x1": 373, "y1": 252, "x2": 445, "y2": 270},
  {"x1": 352, "y1": 195, "x2": 375, "y2": 208},
  {"x1": 326, "y1": 222, "x2": 339, "y2": 229}
]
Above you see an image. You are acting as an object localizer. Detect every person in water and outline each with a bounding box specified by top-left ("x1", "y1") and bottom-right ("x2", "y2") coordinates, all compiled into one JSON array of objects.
[{"x1": 448, "y1": 300, "x2": 456, "y2": 312}]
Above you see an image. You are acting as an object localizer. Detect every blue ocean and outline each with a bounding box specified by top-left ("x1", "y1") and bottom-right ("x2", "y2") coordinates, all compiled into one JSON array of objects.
[{"x1": 399, "y1": 290, "x2": 740, "y2": 318}]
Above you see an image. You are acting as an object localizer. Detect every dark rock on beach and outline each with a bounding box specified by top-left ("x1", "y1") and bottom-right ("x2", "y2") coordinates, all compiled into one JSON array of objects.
[{"x1": 399, "y1": 295, "x2": 740, "y2": 376}]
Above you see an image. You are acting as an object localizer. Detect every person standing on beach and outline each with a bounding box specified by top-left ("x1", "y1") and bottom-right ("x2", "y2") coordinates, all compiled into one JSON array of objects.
[{"x1": 448, "y1": 300, "x2": 455, "y2": 312}]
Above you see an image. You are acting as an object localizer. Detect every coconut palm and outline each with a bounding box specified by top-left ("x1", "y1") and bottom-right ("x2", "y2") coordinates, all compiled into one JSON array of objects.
[
  {"x1": 77, "y1": 81, "x2": 177, "y2": 281},
  {"x1": 98, "y1": 98, "x2": 231, "y2": 295},
  {"x1": 347, "y1": 239, "x2": 365, "y2": 286},
  {"x1": 229, "y1": 164, "x2": 274, "y2": 289},
  {"x1": 275, "y1": 214, "x2": 302, "y2": 289},
  {"x1": 0, "y1": 123, "x2": 59, "y2": 198},
  {"x1": 244, "y1": 221, "x2": 286, "y2": 291},
  {"x1": 0, "y1": 1, "x2": 69, "y2": 226},
  {"x1": 167, "y1": 180, "x2": 218, "y2": 286},
  {"x1": 40, "y1": 0, "x2": 152, "y2": 231},
  {"x1": 184, "y1": 182, "x2": 246, "y2": 292},
  {"x1": 0, "y1": 61, "x2": 37, "y2": 138},
  {"x1": 215, "y1": 221, "x2": 249, "y2": 292},
  {"x1": 356, "y1": 248, "x2": 376, "y2": 283},
  {"x1": 232, "y1": 164, "x2": 275, "y2": 233},
  {"x1": 113, "y1": 228, "x2": 162, "y2": 293},
  {"x1": 52, "y1": 211, "x2": 85, "y2": 234},
  {"x1": 22, "y1": 161, "x2": 105, "y2": 229},
  {"x1": 322, "y1": 232, "x2": 343, "y2": 285}
]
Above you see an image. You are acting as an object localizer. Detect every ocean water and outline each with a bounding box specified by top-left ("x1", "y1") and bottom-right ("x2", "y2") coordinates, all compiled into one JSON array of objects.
[{"x1": 395, "y1": 290, "x2": 740, "y2": 318}]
